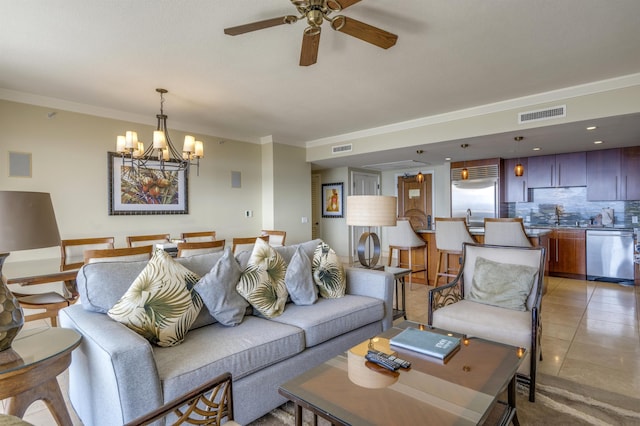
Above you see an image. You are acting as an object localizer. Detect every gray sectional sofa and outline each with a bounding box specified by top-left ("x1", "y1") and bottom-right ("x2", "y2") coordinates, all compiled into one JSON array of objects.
[{"x1": 59, "y1": 239, "x2": 394, "y2": 425}]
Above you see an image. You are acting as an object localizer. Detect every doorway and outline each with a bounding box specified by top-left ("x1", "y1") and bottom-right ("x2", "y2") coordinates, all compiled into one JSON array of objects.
[{"x1": 397, "y1": 173, "x2": 432, "y2": 229}]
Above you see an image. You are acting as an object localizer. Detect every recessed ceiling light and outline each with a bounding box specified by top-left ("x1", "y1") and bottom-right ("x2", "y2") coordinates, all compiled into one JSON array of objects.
[
  {"x1": 532, "y1": 147, "x2": 541, "y2": 151},
  {"x1": 586, "y1": 126, "x2": 597, "y2": 130},
  {"x1": 593, "y1": 140, "x2": 604, "y2": 144},
  {"x1": 445, "y1": 157, "x2": 451, "y2": 161}
]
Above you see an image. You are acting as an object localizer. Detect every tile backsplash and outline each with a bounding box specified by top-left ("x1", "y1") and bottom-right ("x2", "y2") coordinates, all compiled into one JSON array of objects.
[{"x1": 511, "y1": 187, "x2": 640, "y2": 228}]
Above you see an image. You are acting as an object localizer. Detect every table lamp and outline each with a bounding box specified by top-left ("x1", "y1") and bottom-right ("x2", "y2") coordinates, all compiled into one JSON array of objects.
[
  {"x1": 346, "y1": 195, "x2": 397, "y2": 268},
  {"x1": 0, "y1": 191, "x2": 61, "y2": 352}
]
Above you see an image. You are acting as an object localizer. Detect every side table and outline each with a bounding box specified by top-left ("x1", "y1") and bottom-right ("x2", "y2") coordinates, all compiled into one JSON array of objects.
[
  {"x1": 0, "y1": 327, "x2": 81, "y2": 425},
  {"x1": 384, "y1": 266, "x2": 411, "y2": 320}
]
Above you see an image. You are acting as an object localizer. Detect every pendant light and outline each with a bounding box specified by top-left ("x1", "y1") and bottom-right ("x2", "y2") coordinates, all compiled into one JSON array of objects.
[
  {"x1": 415, "y1": 150, "x2": 425, "y2": 183},
  {"x1": 460, "y1": 144, "x2": 469, "y2": 180},
  {"x1": 514, "y1": 136, "x2": 524, "y2": 177}
]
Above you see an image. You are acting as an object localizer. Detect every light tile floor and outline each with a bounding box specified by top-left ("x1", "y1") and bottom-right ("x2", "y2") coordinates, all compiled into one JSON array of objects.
[{"x1": 2, "y1": 277, "x2": 639, "y2": 425}]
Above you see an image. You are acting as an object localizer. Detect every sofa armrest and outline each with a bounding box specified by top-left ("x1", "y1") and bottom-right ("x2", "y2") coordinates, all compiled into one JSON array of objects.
[
  {"x1": 59, "y1": 304, "x2": 163, "y2": 426},
  {"x1": 345, "y1": 268, "x2": 394, "y2": 330},
  {"x1": 427, "y1": 277, "x2": 463, "y2": 325}
]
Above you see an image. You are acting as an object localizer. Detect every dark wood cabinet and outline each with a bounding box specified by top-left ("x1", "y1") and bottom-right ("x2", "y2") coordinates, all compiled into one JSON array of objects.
[
  {"x1": 549, "y1": 229, "x2": 585, "y2": 278},
  {"x1": 528, "y1": 152, "x2": 586, "y2": 188},
  {"x1": 503, "y1": 158, "x2": 529, "y2": 202},
  {"x1": 620, "y1": 146, "x2": 640, "y2": 200},
  {"x1": 587, "y1": 147, "x2": 640, "y2": 201}
]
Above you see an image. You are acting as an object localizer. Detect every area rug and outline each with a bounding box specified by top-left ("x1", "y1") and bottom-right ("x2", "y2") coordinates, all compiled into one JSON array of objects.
[{"x1": 246, "y1": 373, "x2": 640, "y2": 425}]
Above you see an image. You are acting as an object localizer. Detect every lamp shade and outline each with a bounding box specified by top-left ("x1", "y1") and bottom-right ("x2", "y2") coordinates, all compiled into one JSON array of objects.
[
  {"x1": 346, "y1": 196, "x2": 397, "y2": 227},
  {"x1": 0, "y1": 191, "x2": 61, "y2": 253}
]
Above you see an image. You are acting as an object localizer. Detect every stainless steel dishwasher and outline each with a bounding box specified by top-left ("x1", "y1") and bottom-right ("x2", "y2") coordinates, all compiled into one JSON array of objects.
[{"x1": 586, "y1": 229, "x2": 635, "y2": 283}]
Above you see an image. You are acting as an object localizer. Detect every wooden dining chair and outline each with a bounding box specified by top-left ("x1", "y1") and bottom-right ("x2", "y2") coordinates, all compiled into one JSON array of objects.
[
  {"x1": 260, "y1": 230, "x2": 286, "y2": 246},
  {"x1": 60, "y1": 237, "x2": 115, "y2": 271},
  {"x1": 13, "y1": 237, "x2": 116, "y2": 327},
  {"x1": 180, "y1": 231, "x2": 216, "y2": 242},
  {"x1": 231, "y1": 236, "x2": 268, "y2": 254},
  {"x1": 177, "y1": 240, "x2": 226, "y2": 257},
  {"x1": 126, "y1": 233, "x2": 171, "y2": 248},
  {"x1": 83, "y1": 246, "x2": 153, "y2": 264}
]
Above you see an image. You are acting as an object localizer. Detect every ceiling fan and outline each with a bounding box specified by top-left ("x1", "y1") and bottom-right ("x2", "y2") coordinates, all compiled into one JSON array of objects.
[{"x1": 224, "y1": 0, "x2": 398, "y2": 66}]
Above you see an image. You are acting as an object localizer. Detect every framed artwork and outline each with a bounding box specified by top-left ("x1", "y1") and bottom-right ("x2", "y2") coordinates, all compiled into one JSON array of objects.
[
  {"x1": 322, "y1": 182, "x2": 344, "y2": 218},
  {"x1": 108, "y1": 152, "x2": 188, "y2": 215}
]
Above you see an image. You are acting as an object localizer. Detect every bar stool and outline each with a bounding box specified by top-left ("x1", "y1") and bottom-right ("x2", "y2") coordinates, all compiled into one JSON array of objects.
[
  {"x1": 434, "y1": 217, "x2": 476, "y2": 286},
  {"x1": 387, "y1": 218, "x2": 427, "y2": 289},
  {"x1": 484, "y1": 218, "x2": 532, "y2": 247}
]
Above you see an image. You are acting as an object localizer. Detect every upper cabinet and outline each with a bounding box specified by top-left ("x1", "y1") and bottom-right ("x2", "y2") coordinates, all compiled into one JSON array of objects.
[
  {"x1": 527, "y1": 152, "x2": 586, "y2": 188},
  {"x1": 503, "y1": 158, "x2": 529, "y2": 202},
  {"x1": 587, "y1": 147, "x2": 640, "y2": 201}
]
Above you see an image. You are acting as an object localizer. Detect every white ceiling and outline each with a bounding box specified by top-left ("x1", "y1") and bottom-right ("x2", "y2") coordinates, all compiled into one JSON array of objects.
[{"x1": 1, "y1": 0, "x2": 640, "y2": 169}]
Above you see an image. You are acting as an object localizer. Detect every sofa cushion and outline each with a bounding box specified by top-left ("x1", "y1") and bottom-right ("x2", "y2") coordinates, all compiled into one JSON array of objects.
[
  {"x1": 431, "y1": 299, "x2": 533, "y2": 375},
  {"x1": 312, "y1": 241, "x2": 346, "y2": 298},
  {"x1": 467, "y1": 256, "x2": 538, "y2": 311},
  {"x1": 78, "y1": 251, "x2": 224, "y2": 313},
  {"x1": 273, "y1": 239, "x2": 322, "y2": 264},
  {"x1": 194, "y1": 247, "x2": 248, "y2": 326},
  {"x1": 108, "y1": 249, "x2": 203, "y2": 347},
  {"x1": 284, "y1": 245, "x2": 318, "y2": 306},
  {"x1": 153, "y1": 316, "x2": 305, "y2": 402},
  {"x1": 270, "y1": 295, "x2": 383, "y2": 347},
  {"x1": 236, "y1": 238, "x2": 288, "y2": 318}
]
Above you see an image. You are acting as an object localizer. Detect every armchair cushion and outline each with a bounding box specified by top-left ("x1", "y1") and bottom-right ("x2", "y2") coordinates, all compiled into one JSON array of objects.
[
  {"x1": 108, "y1": 249, "x2": 203, "y2": 347},
  {"x1": 467, "y1": 256, "x2": 538, "y2": 311}
]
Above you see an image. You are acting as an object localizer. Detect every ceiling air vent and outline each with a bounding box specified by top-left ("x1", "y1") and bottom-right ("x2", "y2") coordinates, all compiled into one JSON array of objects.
[
  {"x1": 518, "y1": 105, "x2": 566, "y2": 124},
  {"x1": 332, "y1": 144, "x2": 352, "y2": 154}
]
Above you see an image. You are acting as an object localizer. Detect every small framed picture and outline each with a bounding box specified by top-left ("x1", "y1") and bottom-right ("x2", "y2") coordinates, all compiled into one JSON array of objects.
[{"x1": 322, "y1": 182, "x2": 344, "y2": 218}]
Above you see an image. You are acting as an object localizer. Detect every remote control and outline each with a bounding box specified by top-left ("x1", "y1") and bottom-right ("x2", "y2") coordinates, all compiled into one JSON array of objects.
[
  {"x1": 365, "y1": 352, "x2": 401, "y2": 371},
  {"x1": 368, "y1": 349, "x2": 411, "y2": 369}
]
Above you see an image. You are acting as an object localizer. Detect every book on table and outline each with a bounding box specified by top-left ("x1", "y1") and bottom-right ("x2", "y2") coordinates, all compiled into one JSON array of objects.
[{"x1": 390, "y1": 327, "x2": 461, "y2": 360}]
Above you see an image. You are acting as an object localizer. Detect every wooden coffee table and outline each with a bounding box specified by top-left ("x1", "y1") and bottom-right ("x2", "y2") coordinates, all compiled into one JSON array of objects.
[
  {"x1": 279, "y1": 321, "x2": 524, "y2": 425},
  {"x1": 0, "y1": 327, "x2": 81, "y2": 425}
]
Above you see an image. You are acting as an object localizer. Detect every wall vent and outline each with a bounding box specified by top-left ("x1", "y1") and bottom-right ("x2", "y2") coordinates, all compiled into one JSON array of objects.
[
  {"x1": 518, "y1": 105, "x2": 566, "y2": 124},
  {"x1": 451, "y1": 164, "x2": 499, "y2": 181},
  {"x1": 332, "y1": 144, "x2": 352, "y2": 154}
]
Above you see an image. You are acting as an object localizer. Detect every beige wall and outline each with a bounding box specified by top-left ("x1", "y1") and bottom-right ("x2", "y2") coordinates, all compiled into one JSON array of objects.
[{"x1": 0, "y1": 99, "x2": 311, "y2": 261}]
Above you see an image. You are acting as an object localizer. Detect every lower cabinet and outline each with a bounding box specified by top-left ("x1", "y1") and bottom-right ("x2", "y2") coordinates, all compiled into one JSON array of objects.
[{"x1": 549, "y1": 229, "x2": 586, "y2": 278}]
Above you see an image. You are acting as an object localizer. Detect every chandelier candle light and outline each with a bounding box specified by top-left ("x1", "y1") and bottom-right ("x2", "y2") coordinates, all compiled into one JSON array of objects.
[
  {"x1": 116, "y1": 89, "x2": 204, "y2": 175},
  {"x1": 346, "y1": 195, "x2": 397, "y2": 268}
]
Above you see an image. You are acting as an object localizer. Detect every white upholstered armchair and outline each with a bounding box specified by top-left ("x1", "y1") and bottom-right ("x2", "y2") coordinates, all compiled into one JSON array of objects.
[{"x1": 428, "y1": 242, "x2": 545, "y2": 402}]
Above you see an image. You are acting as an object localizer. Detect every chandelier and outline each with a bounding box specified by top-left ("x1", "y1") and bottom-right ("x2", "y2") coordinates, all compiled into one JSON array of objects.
[{"x1": 115, "y1": 88, "x2": 203, "y2": 175}]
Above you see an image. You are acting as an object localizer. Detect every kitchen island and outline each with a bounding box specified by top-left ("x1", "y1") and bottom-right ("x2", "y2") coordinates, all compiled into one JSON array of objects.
[{"x1": 399, "y1": 227, "x2": 552, "y2": 286}]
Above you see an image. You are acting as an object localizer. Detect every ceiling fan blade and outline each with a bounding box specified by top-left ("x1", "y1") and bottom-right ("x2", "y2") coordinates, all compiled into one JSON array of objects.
[
  {"x1": 327, "y1": 0, "x2": 362, "y2": 10},
  {"x1": 300, "y1": 28, "x2": 321, "y2": 66},
  {"x1": 332, "y1": 16, "x2": 398, "y2": 49},
  {"x1": 224, "y1": 16, "x2": 295, "y2": 36}
]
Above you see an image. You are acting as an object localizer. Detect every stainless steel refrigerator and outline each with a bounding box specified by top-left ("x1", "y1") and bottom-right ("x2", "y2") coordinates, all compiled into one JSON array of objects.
[{"x1": 451, "y1": 165, "x2": 499, "y2": 227}]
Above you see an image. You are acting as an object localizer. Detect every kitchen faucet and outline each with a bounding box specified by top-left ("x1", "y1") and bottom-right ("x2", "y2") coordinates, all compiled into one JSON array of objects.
[{"x1": 466, "y1": 208, "x2": 472, "y2": 225}]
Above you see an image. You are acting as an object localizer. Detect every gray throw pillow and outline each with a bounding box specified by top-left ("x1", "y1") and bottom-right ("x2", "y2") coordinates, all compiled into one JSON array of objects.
[
  {"x1": 285, "y1": 245, "x2": 318, "y2": 305},
  {"x1": 194, "y1": 247, "x2": 248, "y2": 326},
  {"x1": 467, "y1": 256, "x2": 538, "y2": 311}
]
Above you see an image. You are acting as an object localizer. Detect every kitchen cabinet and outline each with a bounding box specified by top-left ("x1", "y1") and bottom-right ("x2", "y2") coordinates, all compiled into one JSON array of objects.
[
  {"x1": 548, "y1": 228, "x2": 586, "y2": 278},
  {"x1": 587, "y1": 147, "x2": 640, "y2": 201},
  {"x1": 503, "y1": 158, "x2": 529, "y2": 202},
  {"x1": 527, "y1": 152, "x2": 586, "y2": 188}
]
